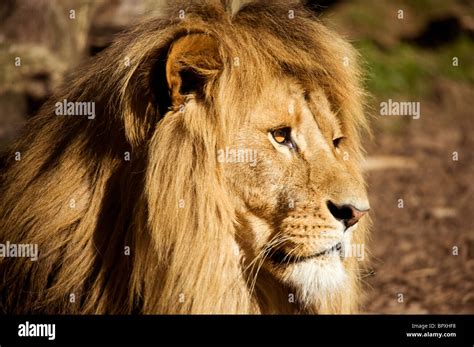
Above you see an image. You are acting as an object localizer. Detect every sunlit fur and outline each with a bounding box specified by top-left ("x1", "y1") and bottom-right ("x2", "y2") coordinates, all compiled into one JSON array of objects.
[{"x1": 0, "y1": 0, "x2": 369, "y2": 314}]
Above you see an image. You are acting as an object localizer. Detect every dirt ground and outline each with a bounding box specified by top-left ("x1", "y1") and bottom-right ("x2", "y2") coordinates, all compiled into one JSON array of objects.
[{"x1": 362, "y1": 79, "x2": 474, "y2": 313}]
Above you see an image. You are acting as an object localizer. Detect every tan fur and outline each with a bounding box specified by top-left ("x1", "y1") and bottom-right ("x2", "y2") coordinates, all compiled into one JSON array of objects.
[{"x1": 0, "y1": 0, "x2": 369, "y2": 314}]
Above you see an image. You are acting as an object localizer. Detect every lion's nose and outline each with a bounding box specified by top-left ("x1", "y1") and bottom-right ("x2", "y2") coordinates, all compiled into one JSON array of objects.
[{"x1": 327, "y1": 201, "x2": 369, "y2": 229}]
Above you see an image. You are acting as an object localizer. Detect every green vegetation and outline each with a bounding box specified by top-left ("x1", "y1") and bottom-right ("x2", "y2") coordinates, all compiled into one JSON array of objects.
[{"x1": 355, "y1": 35, "x2": 474, "y2": 99}]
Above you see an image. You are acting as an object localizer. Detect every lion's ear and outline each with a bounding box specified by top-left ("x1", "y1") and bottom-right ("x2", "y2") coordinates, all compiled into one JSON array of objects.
[{"x1": 165, "y1": 34, "x2": 222, "y2": 108}]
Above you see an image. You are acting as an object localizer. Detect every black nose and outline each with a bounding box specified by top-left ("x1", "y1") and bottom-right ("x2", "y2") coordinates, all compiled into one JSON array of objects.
[{"x1": 327, "y1": 201, "x2": 369, "y2": 228}]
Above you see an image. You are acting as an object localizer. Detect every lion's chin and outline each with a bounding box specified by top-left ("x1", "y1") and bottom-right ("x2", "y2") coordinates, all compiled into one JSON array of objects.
[{"x1": 282, "y1": 254, "x2": 348, "y2": 308}]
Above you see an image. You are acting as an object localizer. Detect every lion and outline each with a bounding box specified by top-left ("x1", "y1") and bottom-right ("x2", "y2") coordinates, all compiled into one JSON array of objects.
[{"x1": 0, "y1": 0, "x2": 370, "y2": 314}]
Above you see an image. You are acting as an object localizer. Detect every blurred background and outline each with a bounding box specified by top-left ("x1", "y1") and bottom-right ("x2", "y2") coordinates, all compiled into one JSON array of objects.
[{"x1": 0, "y1": 0, "x2": 473, "y2": 313}]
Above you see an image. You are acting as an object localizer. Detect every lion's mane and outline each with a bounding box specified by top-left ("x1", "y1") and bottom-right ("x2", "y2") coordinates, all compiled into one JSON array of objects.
[{"x1": 0, "y1": 0, "x2": 368, "y2": 314}]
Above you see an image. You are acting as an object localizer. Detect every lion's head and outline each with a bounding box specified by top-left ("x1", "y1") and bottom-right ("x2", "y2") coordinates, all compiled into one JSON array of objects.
[
  {"x1": 0, "y1": 1, "x2": 369, "y2": 314},
  {"x1": 226, "y1": 78, "x2": 370, "y2": 311}
]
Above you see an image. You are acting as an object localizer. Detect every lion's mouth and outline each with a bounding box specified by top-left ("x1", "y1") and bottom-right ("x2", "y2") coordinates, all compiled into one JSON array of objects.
[{"x1": 268, "y1": 242, "x2": 343, "y2": 265}]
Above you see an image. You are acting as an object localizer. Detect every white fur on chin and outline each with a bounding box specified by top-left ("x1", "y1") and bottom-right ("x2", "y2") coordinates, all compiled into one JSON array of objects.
[{"x1": 284, "y1": 253, "x2": 348, "y2": 308}]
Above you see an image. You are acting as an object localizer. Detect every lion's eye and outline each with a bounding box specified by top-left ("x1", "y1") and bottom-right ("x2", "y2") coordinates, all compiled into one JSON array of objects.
[
  {"x1": 271, "y1": 127, "x2": 296, "y2": 149},
  {"x1": 333, "y1": 136, "x2": 345, "y2": 148}
]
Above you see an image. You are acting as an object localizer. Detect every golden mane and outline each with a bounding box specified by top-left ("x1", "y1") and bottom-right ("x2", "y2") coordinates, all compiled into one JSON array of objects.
[{"x1": 0, "y1": 0, "x2": 368, "y2": 314}]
